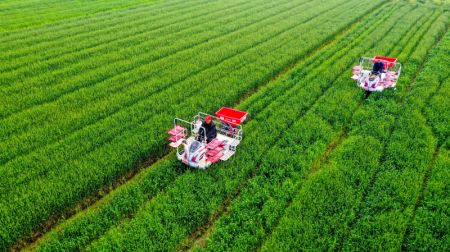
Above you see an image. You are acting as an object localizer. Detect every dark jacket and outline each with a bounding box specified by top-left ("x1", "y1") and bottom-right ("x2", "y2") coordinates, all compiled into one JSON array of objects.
[
  {"x1": 199, "y1": 121, "x2": 217, "y2": 143},
  {"x1": 372, "y1": 61, "x2": 384, "y2": 73}
]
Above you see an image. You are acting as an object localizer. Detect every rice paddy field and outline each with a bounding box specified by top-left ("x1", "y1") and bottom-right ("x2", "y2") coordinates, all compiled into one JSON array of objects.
[{"x1": 0, "y1": 0, "x2": 449, "y2": 251}]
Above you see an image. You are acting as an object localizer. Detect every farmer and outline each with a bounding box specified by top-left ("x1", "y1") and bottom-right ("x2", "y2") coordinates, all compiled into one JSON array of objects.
[
  {"x1": 198, "y1": 115, "x2": 217, "y2": 143},
  {"x1": 372, "y1": 59, "x2": 385, "y2": 75}
]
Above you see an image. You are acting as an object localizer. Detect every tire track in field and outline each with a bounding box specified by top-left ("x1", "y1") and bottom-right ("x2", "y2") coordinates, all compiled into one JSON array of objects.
[
  {"x1": 313, "y1": 11, "x2": 445, "y2": 251},
  {"x1": 0, "y1": 0, "x2": 341, "y2": 177},
  {"x1": 179, "y1": 4, "x2": 409, "y2": 250},
  {"x1": 0, "y1": 0, "x2": 202, "y2": 46},
  {"x1": 0, "y1": 0, "x2": 256, "y2": 73},
  {"x1": 14, "y1": 1, "x2": 375, "y2": 249},
  {"x1": 14, "y1": 150, "x2": 183, "y2": 251},
  {"x1": 0, "y1": 0, "x2": 309, "y2": 121}
]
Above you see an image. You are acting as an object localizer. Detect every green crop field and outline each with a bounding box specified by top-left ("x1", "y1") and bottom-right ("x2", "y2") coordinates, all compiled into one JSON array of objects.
[{"x1": 0, "y1": 0, "x2": 449, "y2": 251}]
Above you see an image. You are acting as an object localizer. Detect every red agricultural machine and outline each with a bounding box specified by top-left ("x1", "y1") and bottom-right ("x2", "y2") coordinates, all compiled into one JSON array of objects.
[
  {"x1": 167, "y1": 107, "x2": 248, "y2": 169},
  {"x1": 351, "y1": 56, "x2": 402, "y2": 92}
]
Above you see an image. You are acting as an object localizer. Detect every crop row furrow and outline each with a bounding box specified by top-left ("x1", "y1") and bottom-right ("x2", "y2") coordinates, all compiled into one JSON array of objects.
[{"x1": 400, "y1": 143, "x2": 441, "y2": 251}]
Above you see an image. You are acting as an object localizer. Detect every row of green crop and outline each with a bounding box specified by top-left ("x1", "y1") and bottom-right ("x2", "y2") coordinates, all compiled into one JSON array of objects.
[
  {"x1": 406, "y1": 146, "x2": 449, "y2": 251},
  {"x1": 0, "y1": 0, "x2": 308, "y2": 163},
  {"x1": 0, "y1": 0, "x2": 160, "y2": 33},
  {"x1": 22, "y1": 1, "x2": 390, "y2": 251},
  {"x1": 422, "y1": 77, "x2": 450, "y2": 143},
  {"x1": 197, "y1": 5, "x2": 433, "y2": 251},
  {"x1": 262, "y1": 18, "x2": 449, "y2": 251},
  {"x1": 0, "y1": 0, "x2": 370, "y2": 249},
  {"x1": 0, "y1": 0, "x2": 254, "y2": 73}
]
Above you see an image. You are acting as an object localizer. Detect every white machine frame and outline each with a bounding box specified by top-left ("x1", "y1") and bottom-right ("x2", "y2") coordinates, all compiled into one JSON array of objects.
[
  {"x1": 171, "y1": 112, "x2": 243, "y2": 169},
  {"x1": 352, "y1": 56, "x2": 402, "y2": 92}
]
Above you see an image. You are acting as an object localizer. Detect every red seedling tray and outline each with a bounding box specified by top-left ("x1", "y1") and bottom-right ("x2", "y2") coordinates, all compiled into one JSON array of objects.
[
  {"x1": 372, "y1": 56, "x2": 397, "y2": 68},
  {"x1": 215, "y1": 107, "x2": 248, "y2": 126},
  {"x1": 207, "y1": 152, "x2": 224, "y2": 164},
  {"x1": 168, "y1": 125, "x2": 186, "y2": 135},
  {"x1": 168, "y1": 133, "x2": 186, "y2": 142},
  {"x1": 206, "y1": 139, "x2": 223, "y2": 149}
]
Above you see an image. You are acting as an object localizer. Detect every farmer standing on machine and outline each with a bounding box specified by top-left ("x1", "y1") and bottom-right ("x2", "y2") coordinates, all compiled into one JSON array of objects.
[
  {"x1": 198, "y1": 115, "x2": 217, "y2": 143},
  {"x1": 372, "y1": 58, "x2": 385, "y2": 75}
]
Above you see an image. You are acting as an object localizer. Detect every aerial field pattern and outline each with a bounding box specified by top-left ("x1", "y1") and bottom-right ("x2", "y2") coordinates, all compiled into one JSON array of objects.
[{"x1": 0, "y1": 0, "x2": 449, "y2": 251}]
